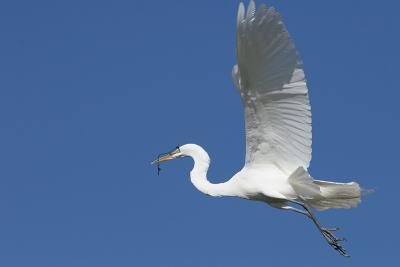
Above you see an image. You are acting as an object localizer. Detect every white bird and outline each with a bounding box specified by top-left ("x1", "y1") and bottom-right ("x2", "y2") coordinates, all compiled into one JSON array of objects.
[{"x1": 152, "y1": 1, "x2": 362, "y2": 257}]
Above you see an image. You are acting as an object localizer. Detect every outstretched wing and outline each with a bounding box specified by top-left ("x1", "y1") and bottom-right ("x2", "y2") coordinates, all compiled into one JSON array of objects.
[{"x1": 233, "y1": 1, "x2": 312, "y2": 173}]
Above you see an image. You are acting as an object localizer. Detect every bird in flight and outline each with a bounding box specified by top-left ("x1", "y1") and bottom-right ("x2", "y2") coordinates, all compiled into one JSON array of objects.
[{"x1": 152, "y1": 1, "x2": 362, "y2": 257}]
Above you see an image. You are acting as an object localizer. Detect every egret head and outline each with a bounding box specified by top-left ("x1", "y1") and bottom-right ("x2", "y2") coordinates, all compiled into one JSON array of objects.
[{"x1": 151, "y1": 144, "x2": 209, "y2": 166}]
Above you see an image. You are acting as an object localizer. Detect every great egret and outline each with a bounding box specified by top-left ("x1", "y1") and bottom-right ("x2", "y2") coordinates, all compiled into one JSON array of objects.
[{"x1": 152, "y1": 1, "x2": 362, "y2": 257}]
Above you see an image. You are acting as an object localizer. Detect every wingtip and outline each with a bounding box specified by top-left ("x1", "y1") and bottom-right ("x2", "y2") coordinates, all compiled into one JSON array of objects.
[
  {"x1": 237, "y1": 2, "x2": 245, "y2": 25},
  {"x1": 257, "y1": 3, "x2": 267, "y2": 16},
  {"x1": 267, "y1": 6, "x2": 279, "y2": 17},
  {"x1": 246, "y1": 0, "x2": 256, "y2": 20}
]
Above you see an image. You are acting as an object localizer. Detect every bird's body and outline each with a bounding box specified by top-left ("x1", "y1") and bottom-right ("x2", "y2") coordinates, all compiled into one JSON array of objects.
[
  {"x1": 237, "y1": 164, "x2": 298, "y2": 201},
  {"x1": 153, "y1": 1, "x2": 363, "y2": 257},
  {"x1": 181, "y1": 144, "x2": 360, "y2": 211}
]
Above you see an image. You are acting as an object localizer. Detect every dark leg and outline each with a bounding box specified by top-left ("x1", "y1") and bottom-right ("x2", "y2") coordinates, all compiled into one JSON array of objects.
[
  {"x1": 281, "y1": 205, "x2": 311, "y2": 217},
  {"x1": 287, "y1": 200, "x2": 349, "y2": 257}
]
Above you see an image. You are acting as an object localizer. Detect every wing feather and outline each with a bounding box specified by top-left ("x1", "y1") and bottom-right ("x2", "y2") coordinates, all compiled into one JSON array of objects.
[{"x1": 233, "y1": 1, "x2": 312, "y2": 173}]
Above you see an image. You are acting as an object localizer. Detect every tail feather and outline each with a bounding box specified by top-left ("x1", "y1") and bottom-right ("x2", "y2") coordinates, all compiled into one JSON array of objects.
[
  {"x1": 288, "y1": 167, "x2": 362, "y2": 211},
  {"x1": 309, "y1": 180, "x2": 361, "y2": 211}
]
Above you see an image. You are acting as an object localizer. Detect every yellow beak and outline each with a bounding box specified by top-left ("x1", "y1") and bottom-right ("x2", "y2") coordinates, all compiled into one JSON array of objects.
[
  {"x1": 151, "y1": 149, "x2": 182, "y2": 164},
  {"x1": 151, "y1": 154, "x2": 174, "y2": 164}
]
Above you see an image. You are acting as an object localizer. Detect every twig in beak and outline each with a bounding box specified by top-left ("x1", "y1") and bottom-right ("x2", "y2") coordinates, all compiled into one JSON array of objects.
[{"x1": 157, "y1": 154, "x2": 162, "y2": 176}]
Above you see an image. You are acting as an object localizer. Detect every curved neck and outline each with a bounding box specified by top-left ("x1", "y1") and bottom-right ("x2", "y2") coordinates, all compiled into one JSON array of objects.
[{"x1": 188, "y1": 148, "x2": 236, "y2": 197}]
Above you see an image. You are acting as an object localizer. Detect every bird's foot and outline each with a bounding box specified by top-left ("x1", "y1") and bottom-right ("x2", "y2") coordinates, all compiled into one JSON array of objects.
[{"x1": 320, "y1": 227, "x2": 349, "y2": 257}]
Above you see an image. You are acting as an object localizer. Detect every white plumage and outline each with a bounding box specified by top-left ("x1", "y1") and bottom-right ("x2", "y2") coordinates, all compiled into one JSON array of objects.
[{"x1": 153, "y1": 1, "x2": 363, "y2": 257}]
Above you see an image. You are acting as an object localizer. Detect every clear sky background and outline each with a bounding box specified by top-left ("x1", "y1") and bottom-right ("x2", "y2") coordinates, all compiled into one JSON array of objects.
[{"x1": 0, "y1": 0, "x2": 399, "y2": 266}]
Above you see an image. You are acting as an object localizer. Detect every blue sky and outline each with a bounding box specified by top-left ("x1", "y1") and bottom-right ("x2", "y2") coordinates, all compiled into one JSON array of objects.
[{"x1": 0, "y1": 0, "x2": 399, "y2": 266}]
